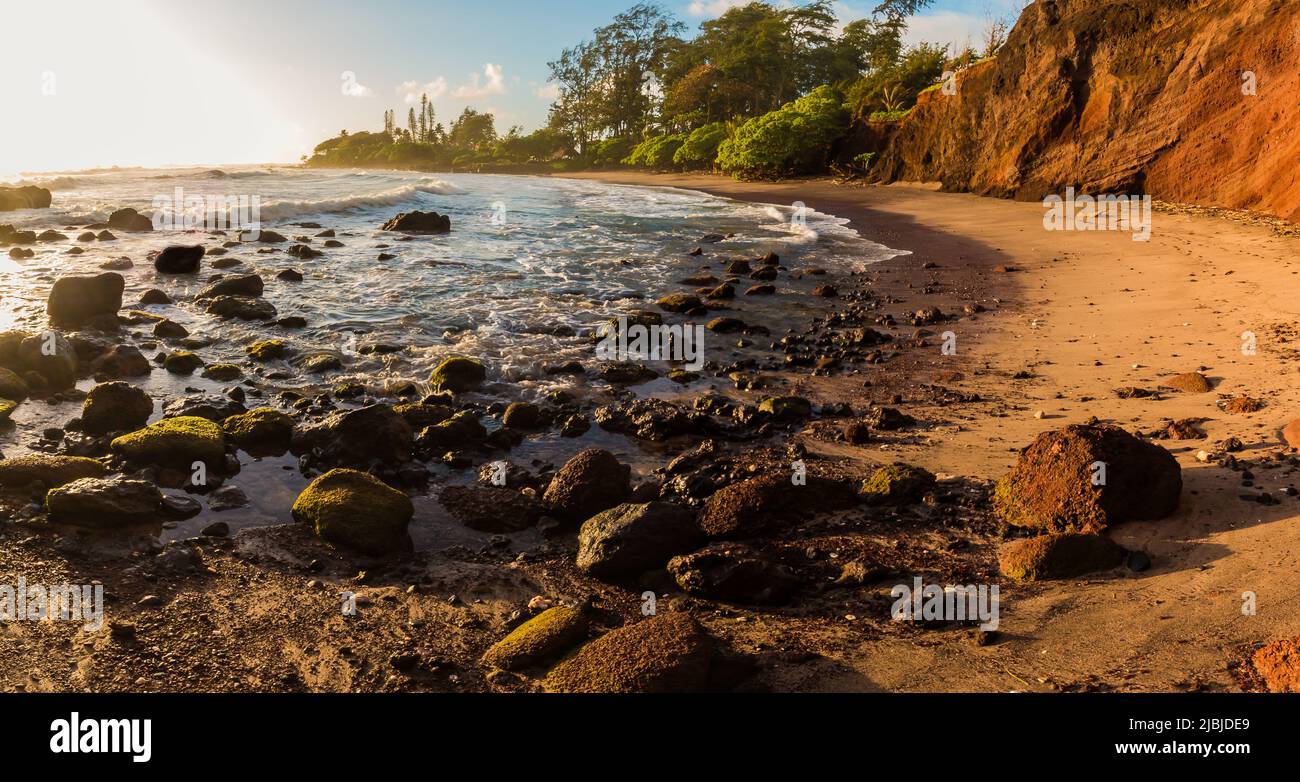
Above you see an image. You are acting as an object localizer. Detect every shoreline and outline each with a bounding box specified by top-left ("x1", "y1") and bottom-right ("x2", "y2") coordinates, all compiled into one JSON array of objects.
[{"x1": 5, "y1": 168, "x2": 1300, "y2": 691}]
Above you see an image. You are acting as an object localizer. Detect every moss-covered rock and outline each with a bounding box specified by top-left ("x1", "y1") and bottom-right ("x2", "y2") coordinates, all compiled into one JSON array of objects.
[
  {"x1": 416, "y1": 410, "x2": 486, "y2": 451},
  {"x1": 81, "y1": 381, "x2": 153, "y2": 436},
  {"x1": 998, "y1": 533, "x2": 1127, "y2": 581},
  {"x1": 223, "y1": 408, "x2": 295, "y2": 453},
  {"x1": 994, "y1": 424, "x2": 1181, "y2": 533},
  {"x1": 163, "y1": 351, "x2": 204, "y2": 375},
  {"x1": 246, "y1": 339, "x2": 291, "y2": 362},
  {"x1": 0, "y1": 398, "x2": 15, "y2": 421},
  {"x1": 201, "y1": 363, "x2": 244, "y2": 382},
  {"x1": 859, "y1": 463, "x2": 936, "y2": 505},
  {"x1": 502, "y1": 401, "x2": 540, "y2": 430},
  {"x1": 758, "y1": 395, "x2": 811, "y2": 420},
  {"x1": 656, "y1": 293, "x2": 702, "y2": 313},
  {"x1": 291, "y1": 468, "x2": 413, "y2": 555},
  {"x1": 481, "y1": 606, "x2": 589, "y2": 671},
  {"x1": 428, "y1": 356, "x2": 486, "y2": 393},
  {"x1": 0, "y1": 367, "x2": 29, "y2": 403},
  {"x1": 0, "y1": 455, "x2": 108, "y2": 490},
  {"x1": 110, "y1": 416, "x2": 226, "y2": 467},
  {"x1": 393, "y1": 401, "x2": 454, "y2": 429},
  {"x1": 542, "y1": 613, "x2": 713, "y2": 693}
]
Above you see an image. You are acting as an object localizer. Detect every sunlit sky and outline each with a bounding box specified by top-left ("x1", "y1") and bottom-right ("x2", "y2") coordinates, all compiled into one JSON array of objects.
[{"x1": 0, "y1": 0, "x2": 1025, "y2": 176}]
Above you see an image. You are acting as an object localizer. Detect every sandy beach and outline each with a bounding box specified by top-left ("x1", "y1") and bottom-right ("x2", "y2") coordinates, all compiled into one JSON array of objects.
[{"x1": 567, "y1": 171, "x2": 1300, "y2": 691}]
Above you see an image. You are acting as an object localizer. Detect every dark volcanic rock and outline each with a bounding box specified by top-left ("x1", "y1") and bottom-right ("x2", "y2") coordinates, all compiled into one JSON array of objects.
[
  {"x1": 47, "y1": 273, "x2": 124, "y2": 328},
  {"x1": 699, "y1": 473, "x2": 858, "y2": 539},
  {"x1": 82, "y1": 382, "x2": 153, "y2": 436},
  {"x1": 668, "y1": 542, "x2": 800, "y2": 605},
  {"x1": 542, "y1": 449, "x2": 630, "y2": 522},
  {"x1": 154, "y1": 245, "x2": 204, "y2": 273},
  {"x1": 197, "y1": 274, "x2": 264, "y2": 299},
  {"x1": 107, "y1": 207, "x2": 154, "y2": 232},
  {"x1": 0, "y1": 185, "x2": 52, "y2": 212},
  {"x1": 291, "y1": 404, "x2": 413, "y2": 468},
  {"x1": 381, "y1": 211, "x2": 451, "y2": 233},
  {"x1": 439, "y1": 485, "x2": 543, "y2": 532},
  {"x1": 994, "y1": 424, "x2": 1181, "y2": 533},
  {"x1": 46, "y1": 477, "x2": 163, "y2": 528},
  {"x1": 576, "y1": 502, "x2": 703, "y2": 580}
]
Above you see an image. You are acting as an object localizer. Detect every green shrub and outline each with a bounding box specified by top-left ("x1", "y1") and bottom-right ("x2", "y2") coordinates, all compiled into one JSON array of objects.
[
  {"x1": 623, "y1": 133, "x2": 687, "y2": 169},
  {"x1": 715, "y1": 86, "x2": 849, "y2": 180},
  {"x1": 867, "y1": 109, "x2": 912, "y2": 122},
  {"x1": 593, "y1": 137, "x2": 637, "y2": 168},
  {"x1": 673, "y1": 123, "x2": 728, "y2": 169}
]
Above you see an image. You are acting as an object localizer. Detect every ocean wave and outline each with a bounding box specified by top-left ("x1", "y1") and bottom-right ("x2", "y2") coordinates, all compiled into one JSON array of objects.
[
  {"x1": 257, "y1": 180, "x2": 465, "y2": 221},
  {"x1": 13, "y1": 176, "x2": 80, "y2": 191}
]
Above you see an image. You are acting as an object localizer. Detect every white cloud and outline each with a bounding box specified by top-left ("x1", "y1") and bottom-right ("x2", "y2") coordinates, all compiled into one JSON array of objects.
[
  {"x1": 687, "y1": 0, "x2": 750, "y2": 16},
  {"x1": 340, "y1": 71, "x2": 373, "y2": 97},
  {"x1": 453, "y1": 63, "x2": 506, "y2": 99},
  {"x1": 533, "y1": 82, "x2": 560, "y2": 101},
  {"x1": 397, "y1": 77, "x2": 447, "y2": 104}
]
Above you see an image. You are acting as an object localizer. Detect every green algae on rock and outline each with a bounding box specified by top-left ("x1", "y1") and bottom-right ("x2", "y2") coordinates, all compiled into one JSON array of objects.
[
  {"x1": 291, "y1": 468, "x2": 413, "y2": 555},
  {"x1": 481, "y1": 605, "x2": 589, "y2": 671},
  {"x1": 0, "y1": 455, "x2": 109, "y2": 490},
  {"x1": 110, "y1": 416, "x2": 226, "y2": 468},
  {"x1": 223, "y1": 408, "x2": 295, "y2": 453},
  {"x1": 428, "y1": 356, "x2": 486, "y2": 393}
]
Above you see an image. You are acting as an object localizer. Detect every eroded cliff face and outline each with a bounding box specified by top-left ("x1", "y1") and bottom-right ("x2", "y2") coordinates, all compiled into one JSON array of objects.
[{"x1": 872, "y1": 0, "x2": 1300, "y2": 222}]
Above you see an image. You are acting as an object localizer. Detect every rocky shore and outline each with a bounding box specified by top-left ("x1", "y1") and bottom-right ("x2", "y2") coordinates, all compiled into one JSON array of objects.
[{"x1": 4, "y1": 176, "x2": 1300, "y2": 693}]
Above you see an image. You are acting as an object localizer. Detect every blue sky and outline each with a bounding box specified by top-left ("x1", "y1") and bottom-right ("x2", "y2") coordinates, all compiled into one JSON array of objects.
[{"x1": 0, "y1": 0, "x2": 1029, "y2": 174}]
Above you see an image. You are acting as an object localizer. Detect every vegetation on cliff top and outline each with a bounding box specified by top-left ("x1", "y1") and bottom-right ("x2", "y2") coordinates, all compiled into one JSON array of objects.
[{"x1": 306, "y1": 1, "x2": 1011, "y2": 180}]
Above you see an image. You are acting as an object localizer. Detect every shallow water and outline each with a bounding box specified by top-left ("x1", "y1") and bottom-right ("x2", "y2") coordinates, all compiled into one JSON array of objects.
[{"x1": 2, "y1": 165, "x2": 905, "y2": 546}]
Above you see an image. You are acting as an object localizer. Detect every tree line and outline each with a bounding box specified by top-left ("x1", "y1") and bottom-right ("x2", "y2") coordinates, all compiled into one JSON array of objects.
[{"x1": 306, "y1": 1, "x2": 1014, "y2": 178}]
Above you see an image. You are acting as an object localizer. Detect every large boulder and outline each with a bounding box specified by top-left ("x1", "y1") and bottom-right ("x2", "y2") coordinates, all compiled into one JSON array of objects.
[
  {"x1": 667, "y1": 542, "x2": 800, "y2": 605},
  {"x1": 17, "y1": 331, "x2": 77, "y2": 389},
  {"x1": 699, "y1": 473, "x2": 858, "y2": 539},
  {"x1": 576, "y1": 502, "x2": 703, "y2": 580},
  {"x1": 438, "y1": 485, "x2": 542, "y2": 532},
  {"x1": 291, "y1": 469, "x2": 413, "y2": 555},
  {"x1": 153, "y1": 245, "x2": 203, "y2": 273},
  {"x1": 107, "y1": 207, "x2": 154, "y2": 232},
  {"x1": 46, "y1": 477, "x2": 163, "y2": 528},
  {"x1": 416, "y1": 411, "x2": 486, "y2": 451},
  {"x1": 543, "y1": 613, "x2": 713, "y2": 693},
  {"x1": 481, "y1": 606, "x2": 589, "y2": 671},
  {"x1": 47, "y1": 273, "x2": 124, "y2": 329},
  {"x1": 222, "y1": 408, "x2": 295, "y2": 454},
  {"x1": 381, "y1": 211, "x2": 451, "y2": 233},
  {"x1": 0, "y1": 455, "x2": 108, "y2": 490},
  {"x1": 290, "y1": 404, "x2": 412, "y2": 467},
  {"x1": 998, "y1": 533, "x2": 1127, "y2": 581},
  {"x1": 428, "y1": 356, "x2": 486, "y2": 393},
  {"x1": 542, "y1": 449, "x2": 630, "y2": 522},
  {"x1": 110, "y1": 416, "x2": 226, "y2": 468},
  {"x1": 994, "y1": 424, "x2": 1181, "y2": 533},
  {"x1": 0, "y1": 367, "x2": 29, "y2": 402},
  {"x1": 0, "y1": 185, "x2": 52, "y2": 211},
  {"x1": 81, "y1": 381, "x2": 153, "y2": 436}
]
